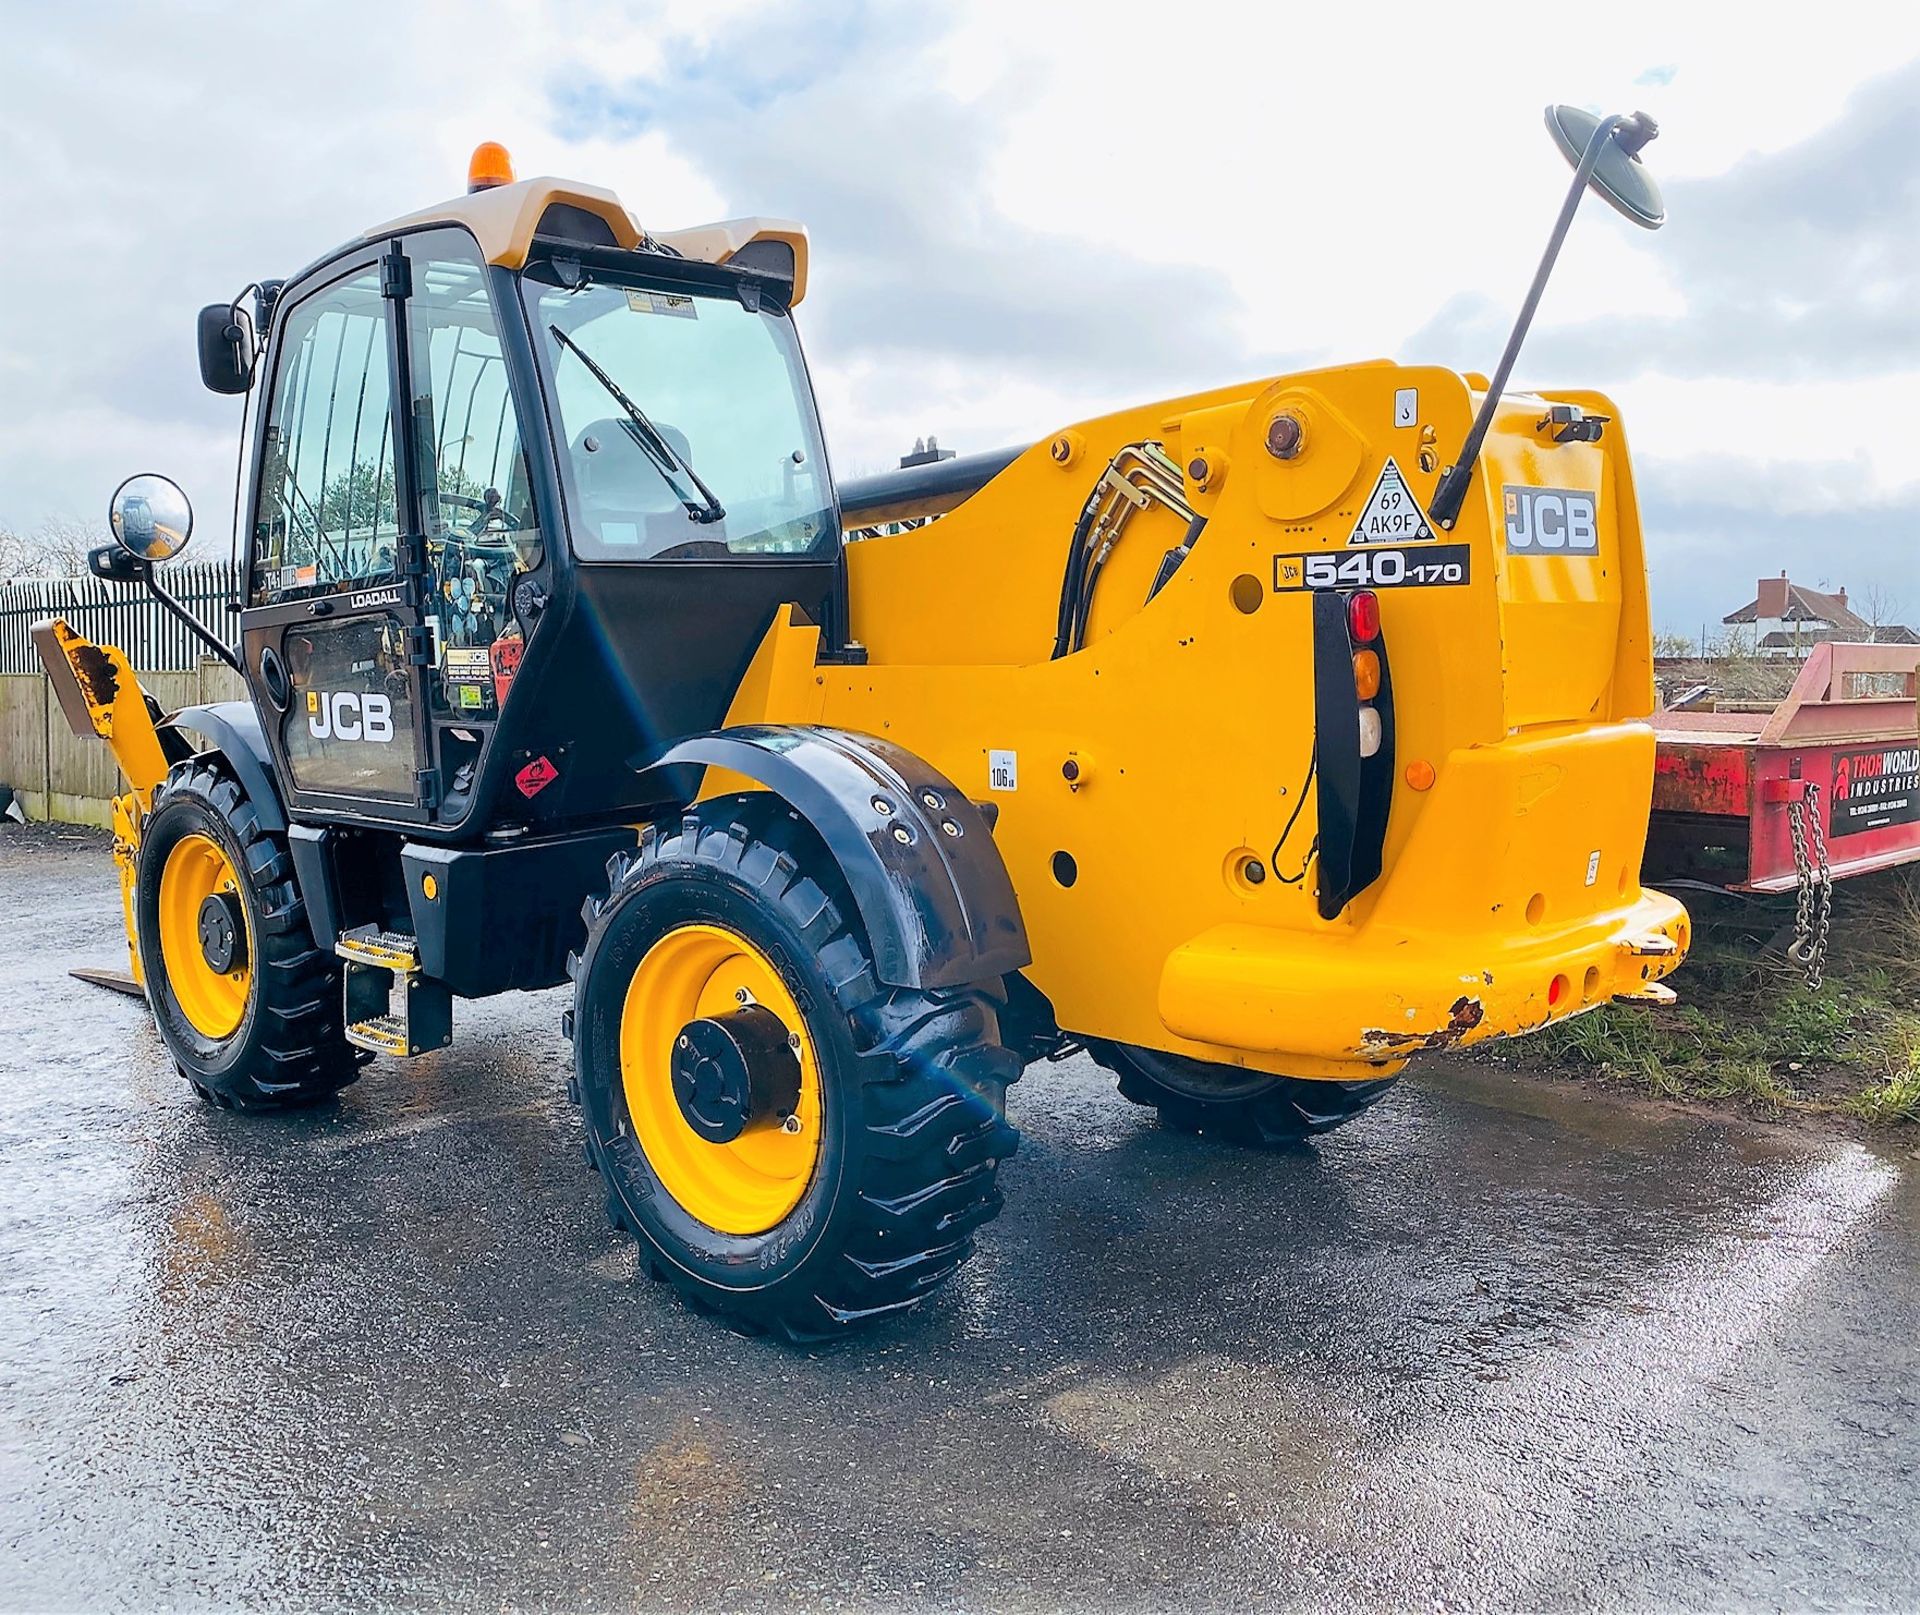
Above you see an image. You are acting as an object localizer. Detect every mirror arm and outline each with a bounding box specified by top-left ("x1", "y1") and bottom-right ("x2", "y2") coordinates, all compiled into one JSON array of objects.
[
  {"x1": 143, "y1": 567, "x2": 243, "y2": 673},
  {"x1": 1428, "y1": 113, "x2": 1626, "y2": 532}
]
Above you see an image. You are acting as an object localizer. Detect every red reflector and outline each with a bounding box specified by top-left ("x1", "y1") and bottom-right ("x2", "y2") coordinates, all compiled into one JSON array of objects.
[{"x1": 1347, "y1": 590, "x2": 1381, "y2": 642}]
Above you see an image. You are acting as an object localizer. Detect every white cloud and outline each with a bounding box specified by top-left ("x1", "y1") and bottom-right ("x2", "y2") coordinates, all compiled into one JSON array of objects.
[{"x1": 1625, "y1": 374, "x2": 1920, "y2": 507}]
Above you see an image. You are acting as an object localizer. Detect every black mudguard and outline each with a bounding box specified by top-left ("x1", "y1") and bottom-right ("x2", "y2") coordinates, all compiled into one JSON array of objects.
[
  {"x1": 163, "y1": 702, "x2": 287, "y2": 834},
  {"x1": 646, "y1": 725, "x2": 1030, "y2": 992}
]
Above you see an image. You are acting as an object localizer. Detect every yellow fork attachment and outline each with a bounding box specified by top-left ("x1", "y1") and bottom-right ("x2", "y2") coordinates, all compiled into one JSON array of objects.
[{"x1": 31, "y1": 618, "x2": 174, "y2": 988}]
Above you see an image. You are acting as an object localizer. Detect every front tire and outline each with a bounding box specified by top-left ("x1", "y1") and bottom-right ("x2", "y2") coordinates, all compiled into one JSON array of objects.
[
  {"x1": 134, "y1": 761, "x2": 358, "y2": 1110},
  {"x1": 1090, "y1": 1041, "x2": 1396, "y2": 1146},
  {"x1": 569, "y1": 799, "x2": 1022, "y2": 1340}
]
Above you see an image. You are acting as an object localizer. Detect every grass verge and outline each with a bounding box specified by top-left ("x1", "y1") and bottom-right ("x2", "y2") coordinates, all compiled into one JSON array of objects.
[{"x1": 1530, "y1": 868, "x2": 1920, "y2": 1127}]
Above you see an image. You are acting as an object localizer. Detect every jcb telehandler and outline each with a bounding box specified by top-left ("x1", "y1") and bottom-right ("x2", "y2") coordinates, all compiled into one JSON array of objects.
[{"x1": 39, "y1": 111, "x2": 1688, "y2": 1338}]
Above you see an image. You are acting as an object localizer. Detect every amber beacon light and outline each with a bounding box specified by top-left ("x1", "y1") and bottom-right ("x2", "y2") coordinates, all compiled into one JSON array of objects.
[{"x1": 467, "y1": 141, "x2": 516, "y2": 192}]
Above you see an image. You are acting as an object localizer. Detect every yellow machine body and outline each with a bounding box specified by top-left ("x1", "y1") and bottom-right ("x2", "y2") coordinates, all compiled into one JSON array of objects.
[
  {"x1": 35, "y1": 174, "x2": 1687, "y2": 1087},
  {"x1": 724, "y1": 362, "x2": 1688, "y2": 1080},
  {"x1": 31, "y1": 618, "x2": 171, "y2": 988}
]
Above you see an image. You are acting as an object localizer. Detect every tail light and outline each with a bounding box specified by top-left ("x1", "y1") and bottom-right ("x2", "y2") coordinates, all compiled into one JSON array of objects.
[
  {"x1": 1348, "y1": 591, "x2": 1384, "y2": 757},
  {"x1": 1311, "y1": 589, "x2": 1396, "y2": 918}
]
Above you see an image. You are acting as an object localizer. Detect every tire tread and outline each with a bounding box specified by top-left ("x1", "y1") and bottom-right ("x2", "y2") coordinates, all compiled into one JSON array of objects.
[
  {"x1": 569, "y1": 798, "x2": 1020, "y2": 1340},
  {"x1": 142, "y1": 760, "x2": 357, "y2": 1112}
]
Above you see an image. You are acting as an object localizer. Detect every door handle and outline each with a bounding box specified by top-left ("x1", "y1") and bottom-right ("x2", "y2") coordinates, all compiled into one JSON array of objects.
[{"x1": 259, "y1": 645, "x2": 291, "y2": 710}]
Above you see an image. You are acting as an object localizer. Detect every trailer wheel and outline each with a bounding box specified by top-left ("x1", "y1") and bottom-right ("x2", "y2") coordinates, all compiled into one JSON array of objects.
[
  {"x1": 134, "y1": 761, "x2": 359, "y2": 1110},
  {"x1": 1089, "y1": 1041, "x2": 1396, "y2": 1146},
  {"x1": 569, "y1": 799, "x2": 1022, "y2": 1341}
]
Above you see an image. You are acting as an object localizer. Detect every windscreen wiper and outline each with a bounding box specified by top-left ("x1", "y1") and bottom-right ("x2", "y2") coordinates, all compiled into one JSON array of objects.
[{"x1": 547, "y1": 324, "x2": 726, "y2": 525}]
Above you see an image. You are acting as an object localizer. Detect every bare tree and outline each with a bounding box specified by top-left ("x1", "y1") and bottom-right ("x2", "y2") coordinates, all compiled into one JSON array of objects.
[
  {"x1": 0, "y1": 515, "x2": 98, "y2": 582},
  {"x1": 1858, "y1": 582, "x2": 1902, "y2": 643},
  {"x1": 0, "y1": 525, "x2": 40, "y2": 581}
]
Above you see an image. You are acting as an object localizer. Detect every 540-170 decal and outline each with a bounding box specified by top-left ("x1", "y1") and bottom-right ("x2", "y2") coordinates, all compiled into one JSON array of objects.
[{"x1": 1273, "y1": 543, "x2": 1471, "y2": 592}]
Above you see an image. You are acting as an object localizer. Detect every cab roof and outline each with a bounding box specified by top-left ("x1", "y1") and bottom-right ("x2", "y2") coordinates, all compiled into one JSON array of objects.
[{"x1": 360, "y1": 175, "x2": 809, "y2": 302}]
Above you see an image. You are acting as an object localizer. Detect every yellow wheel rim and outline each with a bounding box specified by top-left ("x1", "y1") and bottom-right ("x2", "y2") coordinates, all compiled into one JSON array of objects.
[
  {"x1": 619, "y1": 923, "x2": 823, "y2": 1236},
  {"x1": 157, "y1": 832, "x2": 252, "y2": 1040}
]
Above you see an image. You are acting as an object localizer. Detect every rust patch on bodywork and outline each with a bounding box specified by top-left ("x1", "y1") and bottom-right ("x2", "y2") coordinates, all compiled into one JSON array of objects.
[
  {"x1": 1360, "y1": 995, "x2": 1486, "y2": 1053},
  {"x1": 69, "y1": 641, "x2": 121, "y2": 710}
]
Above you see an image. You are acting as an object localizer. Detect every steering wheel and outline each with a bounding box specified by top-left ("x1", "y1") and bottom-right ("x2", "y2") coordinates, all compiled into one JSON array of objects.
[{"x1": 439, "y1": 490, "x2": 528, "y2": 538}]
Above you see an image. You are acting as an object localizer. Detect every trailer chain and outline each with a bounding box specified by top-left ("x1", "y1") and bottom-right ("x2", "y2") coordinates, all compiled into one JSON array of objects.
[{"x1": 1785, "y1": 781, "x2": 1833, "y2": 990}]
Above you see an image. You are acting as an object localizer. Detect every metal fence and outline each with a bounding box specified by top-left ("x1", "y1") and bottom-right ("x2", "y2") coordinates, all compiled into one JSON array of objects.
[{"x1": 0, "y1": 562, "x2": 241, "y2": 674}]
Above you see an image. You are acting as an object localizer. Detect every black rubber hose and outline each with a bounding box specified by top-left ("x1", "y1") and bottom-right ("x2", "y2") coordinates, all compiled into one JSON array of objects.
[
  {"x1": 1070, "y1": 549, "x2": 1112, "y2": 653},
  {"x1": 1049, "y1": 492, "x2": 1105, "y2": 660},
  {"x1": 1146, "y1": 514, "x2": 1208, "y2": 602}
]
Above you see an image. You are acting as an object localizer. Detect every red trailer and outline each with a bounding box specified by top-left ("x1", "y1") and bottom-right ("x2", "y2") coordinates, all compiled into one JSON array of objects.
[{"x1": 1649, "y1": 642, "x2": 1920, "y2": 892}]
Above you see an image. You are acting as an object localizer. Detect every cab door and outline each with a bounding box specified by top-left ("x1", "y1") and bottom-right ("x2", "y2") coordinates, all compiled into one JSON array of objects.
[
  {"x1": 241, "y1": 247, "x2": 434, "y2": 821},
  {"x1": 395, "y1": 230, "x2": 550, "y2": 826}
]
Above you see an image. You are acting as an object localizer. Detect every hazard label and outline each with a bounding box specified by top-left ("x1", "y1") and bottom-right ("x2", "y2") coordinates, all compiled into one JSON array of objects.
[
  {"x1": 515, "y1": 755, "x2": 559, "y2": 798},
  {"x1": 1347, "y1": 457, "x2": 1434, "y2": 546}
]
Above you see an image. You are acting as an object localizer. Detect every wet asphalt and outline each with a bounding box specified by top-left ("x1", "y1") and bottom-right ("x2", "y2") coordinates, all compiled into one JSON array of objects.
[{"x1": 1, "y1": 823, "x2": 1916, "y2": 1613}]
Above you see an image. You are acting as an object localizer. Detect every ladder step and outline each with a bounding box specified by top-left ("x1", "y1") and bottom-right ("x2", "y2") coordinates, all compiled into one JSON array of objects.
[
  {"x1": 336, "y1": 925, "x2": 450, "y2": 1058},
  {"x1": 346, "y1": 1014, "x2": 413, "y2": 1056},
  {"x1": 336, "y1": 927, "x2": 421, "y2": 970}
]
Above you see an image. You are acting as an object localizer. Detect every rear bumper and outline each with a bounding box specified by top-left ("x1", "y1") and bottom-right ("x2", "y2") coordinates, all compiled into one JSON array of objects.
[
  {"x1": 1158, "y1": 887, "x2": 1688, "y2": 1064},
  {"x1": 1156, "y1": 721, "x2": 1689, "y2": 1068}
]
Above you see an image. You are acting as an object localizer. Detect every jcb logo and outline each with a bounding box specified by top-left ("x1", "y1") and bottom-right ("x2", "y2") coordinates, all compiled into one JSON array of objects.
[
  {"x1": 1503, "y1": 486, "x2": 1599, "y2": 554},
  {"x1": 306, "y1": 689, "x2": 394, "y2": 743}
]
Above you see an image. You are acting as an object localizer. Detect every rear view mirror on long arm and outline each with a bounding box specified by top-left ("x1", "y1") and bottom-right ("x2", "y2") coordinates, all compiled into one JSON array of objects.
[
  {"x1": 109, "y1": 472, "x2": 193, "y2": 561},
  {"x1": 1546, "y1": 103, "x2": 1666, "y2": 229},
  {"x1": 1428, "y1": 106, "x2": 1666, "y2": 529}
]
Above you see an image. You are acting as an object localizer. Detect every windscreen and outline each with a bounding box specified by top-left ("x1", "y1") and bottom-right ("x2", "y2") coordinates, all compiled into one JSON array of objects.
[{"x1": 522, "y1": 264, "x2": 834, "y2": 561}]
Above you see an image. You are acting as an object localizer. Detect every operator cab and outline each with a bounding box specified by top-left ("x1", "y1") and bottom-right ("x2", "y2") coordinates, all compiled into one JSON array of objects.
[{"x1": 196, "y1": 146, "x2": 840, "y2": 840}]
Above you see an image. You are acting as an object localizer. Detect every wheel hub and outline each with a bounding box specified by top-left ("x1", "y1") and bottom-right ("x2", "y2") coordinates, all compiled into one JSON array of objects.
[
  {"x1": 669, "y1": 1006, "x2": 801, "y2": 1144},
  {"x1": 196, "y1": 890, "x2": 247, "y2": 975}
]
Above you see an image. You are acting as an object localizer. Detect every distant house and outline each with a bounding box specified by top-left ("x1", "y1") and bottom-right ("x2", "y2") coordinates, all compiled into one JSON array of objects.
[{"x1": 1722, "y1": 572, "x2": 1919, "y2": 657}]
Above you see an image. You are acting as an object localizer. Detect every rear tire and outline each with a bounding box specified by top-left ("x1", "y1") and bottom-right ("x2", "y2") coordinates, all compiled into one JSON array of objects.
[
  {"x1": 1090, "y1": 1041, "x2": 1395, "y2": 1146},
  {"x1": 569, "y1": 798, "x2": 1022, "y2": 1341},
  {"x1": 134, "y1": 761, "x2": 358, "y2": 1111}
]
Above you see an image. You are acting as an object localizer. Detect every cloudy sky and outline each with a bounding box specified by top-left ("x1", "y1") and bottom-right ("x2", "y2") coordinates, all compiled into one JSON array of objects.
[{"x1": 4, "y1": 0, "x2": 1915, "y2": 637}]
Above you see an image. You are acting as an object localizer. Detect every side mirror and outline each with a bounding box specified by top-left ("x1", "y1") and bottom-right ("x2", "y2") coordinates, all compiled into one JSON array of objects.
[
  {"x1": 109, "y1": 473, "x2": 194, "y2": 562},
  {"x1": 197, "y1": 302, "x2": 256, "y2": 395},
  {"x1": 1545, "y1": 105, "x2": 1666, "y2": 230}
]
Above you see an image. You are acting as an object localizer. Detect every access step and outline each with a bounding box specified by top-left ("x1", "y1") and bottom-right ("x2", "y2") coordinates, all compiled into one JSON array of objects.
[
  {"x1": 345, "y1": 1013, "x2": 413, "y2": 1057},
  {"x1": 336, "y1": 928, "x2": 422, "y2": 971},
  {"x1": 337, "y1": 925, "x2": 451, "y2": 1058}
]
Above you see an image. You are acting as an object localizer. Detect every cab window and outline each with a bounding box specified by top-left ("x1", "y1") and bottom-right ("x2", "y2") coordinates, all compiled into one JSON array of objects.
[
  {"x1": 523, "y1": 263, "x2": 833, "y2": 561},
  {"x1": 251, "y1": 267, "x2": 399, "y2": 605}
]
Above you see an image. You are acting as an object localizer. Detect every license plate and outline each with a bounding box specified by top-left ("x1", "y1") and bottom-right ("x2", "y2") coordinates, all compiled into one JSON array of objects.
[{"x1": 1272, "y1": 544, "x2": 1471, "y2": 591}]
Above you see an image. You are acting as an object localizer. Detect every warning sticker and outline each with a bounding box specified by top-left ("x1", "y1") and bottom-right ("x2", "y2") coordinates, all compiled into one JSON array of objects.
[
  {"x1": 1346, "y1": 457, "x2": 1434, "y2": 546},
  {"x1": 515, "y1": 755, "x2": 559, "y2": 798},
  {"x1": 625, "y1": 290, "x2": 697, "y2": 318}
]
